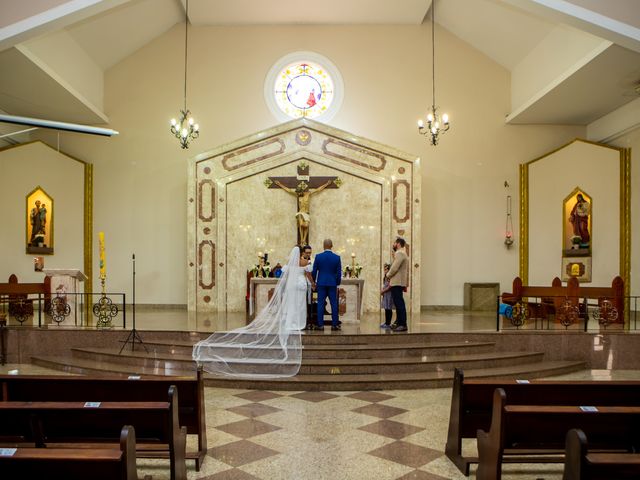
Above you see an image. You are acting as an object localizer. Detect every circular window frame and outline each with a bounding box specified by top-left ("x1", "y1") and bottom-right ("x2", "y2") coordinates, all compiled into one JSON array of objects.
[{"x1": 264, "y1": 51, "x2": 344, "y2": 123}]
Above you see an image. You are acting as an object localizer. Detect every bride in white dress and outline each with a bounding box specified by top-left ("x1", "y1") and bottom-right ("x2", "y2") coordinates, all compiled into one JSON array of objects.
[{"x1": 192, "y1": 246, "x2": 307, "y2": 378}]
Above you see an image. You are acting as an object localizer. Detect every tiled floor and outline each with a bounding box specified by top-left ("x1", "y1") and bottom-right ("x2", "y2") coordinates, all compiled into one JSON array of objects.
[
  {"x1": 2, "y1": 363, "x2": 640, "y2": 479},
  {"x1": 154, "y1": 370, "x2": 639, "y2": 480}
]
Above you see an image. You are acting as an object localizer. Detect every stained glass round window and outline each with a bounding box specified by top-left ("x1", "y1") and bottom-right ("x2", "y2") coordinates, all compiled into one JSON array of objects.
[
  {"x1": 274, "y1": 62, "x2": 333, "y2": 119},
  {"x1": 265, "y1": 52, "x2": 343, "y2": 122}
]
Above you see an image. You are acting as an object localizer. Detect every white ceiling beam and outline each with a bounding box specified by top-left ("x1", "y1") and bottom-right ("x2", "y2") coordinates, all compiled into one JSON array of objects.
[
  {"x1": 504, "y1": 0, "x2": 640, "y2": 53},
  {"x1": 507, "y1": 24, "x2": 611, "y2": 123},
  {"x1": 587, "y1": 97, "x2": 640, "y2": 143},
  {"x1": 15, "y1": 43, "x2": 108, "y2": 123},
  {"x1": 0, "y1": 0, "x2": 131, "y2": 52},
  {"x1": 20, "y1": 29, "x2": 105, "y2": 114}
]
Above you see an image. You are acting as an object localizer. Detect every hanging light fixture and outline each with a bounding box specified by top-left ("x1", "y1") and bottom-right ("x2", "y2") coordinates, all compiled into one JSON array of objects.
[
  {"x1": 504, "y1": 194, "x2": 514, "y2": 248},
  {"x1": 170, "y1": 0, "x2": 199, "y2": 149},
  {"x1": 417, "y1": 1, "x2": 450, "y2": 146}
]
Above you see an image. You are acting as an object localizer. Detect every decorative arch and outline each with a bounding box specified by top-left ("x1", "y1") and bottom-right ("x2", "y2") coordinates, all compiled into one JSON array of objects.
[{"x1": 188, "y1": 118, "x2": 421, "y2": 315}]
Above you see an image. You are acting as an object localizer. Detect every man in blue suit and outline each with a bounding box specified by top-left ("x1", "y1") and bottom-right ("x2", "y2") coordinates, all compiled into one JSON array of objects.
[{"x1": 312, "y1": 238, "x2": 342, "y2": 331}]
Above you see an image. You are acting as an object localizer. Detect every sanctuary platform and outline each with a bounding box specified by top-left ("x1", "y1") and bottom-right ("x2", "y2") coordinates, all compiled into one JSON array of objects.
[{"x1": 3, "y1": 309, "x2": 636, "y2": 391}]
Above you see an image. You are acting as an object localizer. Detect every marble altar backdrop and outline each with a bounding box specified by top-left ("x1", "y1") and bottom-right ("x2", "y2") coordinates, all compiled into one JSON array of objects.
[{"x1": 188, "y1": 119, "x2": 420, "y2": 315}]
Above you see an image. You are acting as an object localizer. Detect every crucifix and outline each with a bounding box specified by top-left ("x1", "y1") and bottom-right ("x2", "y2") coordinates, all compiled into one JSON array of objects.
[{"x1": 265, "y1": 161, "x2": 342, "y2": 246}]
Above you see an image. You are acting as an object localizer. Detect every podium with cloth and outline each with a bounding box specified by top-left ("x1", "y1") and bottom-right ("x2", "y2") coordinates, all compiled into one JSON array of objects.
[{"x1": 42, "y1": 269, "x2": 87, "y2": 326}]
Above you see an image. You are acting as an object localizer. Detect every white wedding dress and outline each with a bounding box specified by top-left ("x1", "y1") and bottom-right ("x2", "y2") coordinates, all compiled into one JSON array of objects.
[{"x1": 192, "y1": 246, "x2": 305, "y2": 378}]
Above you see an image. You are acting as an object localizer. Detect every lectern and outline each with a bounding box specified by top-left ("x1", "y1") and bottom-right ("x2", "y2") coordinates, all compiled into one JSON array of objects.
[{"x1": 42, "y1": 269, "x2": 87, "y2": 326}]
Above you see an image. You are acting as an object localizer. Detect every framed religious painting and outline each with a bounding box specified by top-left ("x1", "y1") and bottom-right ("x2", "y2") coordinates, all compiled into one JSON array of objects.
[
  {"x1": 562, "y1": 187, "x2": 591, "y2": 257},
  {"x1": 26, "y1": 186, "x2": 54, "y2": 254},
  {"x1": 561, "y1": 256, "x2": 592, "y2": 282}
]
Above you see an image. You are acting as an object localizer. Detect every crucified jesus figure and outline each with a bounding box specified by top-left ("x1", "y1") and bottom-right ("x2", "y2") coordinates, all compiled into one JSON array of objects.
[{"x1": 273, "y1": 179, "x2": 333, "y2": 246}]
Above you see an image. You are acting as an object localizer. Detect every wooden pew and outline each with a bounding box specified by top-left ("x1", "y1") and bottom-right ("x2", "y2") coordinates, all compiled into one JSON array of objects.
[
  {"x1": 445, "y1": 368, "x2": 640, "y2": 475},
  {"x1": 563, "y1": 429, "x2": 640, "y2": 480},
  {"x1": 0, "y1": 425, "x2": 149, "y2": 480},
  {"x1": 0, "y1": 274, "x2": 51, "y2": 324},
  {"x1": 577, "y1": 276, "x2": 625, "y2": 325},
  {"x1": 0, "y1": 386, "x2": 186, "y2": 480},
  {"x1": 501, "y1": 276, "x2": 625, "y2": 325},
  {"x1": 0, "y1": 368, "x2": 206, "y2": 470},
  {"x1": 476, "y1": 388, "x2": 640, "y2": 480},
  {"x1": 501, "y1": 276, "x2": 579, "y2": 321}
]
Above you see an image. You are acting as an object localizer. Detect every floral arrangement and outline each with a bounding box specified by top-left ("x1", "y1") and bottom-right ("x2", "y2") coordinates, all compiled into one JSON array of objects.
[
  {"x1": 343, "y1": 264, "x2": 363, "y2": 278},
  {"x1": 570, "y1": 235, "x2": 582, "y2": 248}
]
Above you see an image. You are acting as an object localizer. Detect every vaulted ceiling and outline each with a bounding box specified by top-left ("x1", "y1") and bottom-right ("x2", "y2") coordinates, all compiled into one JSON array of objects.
[{"x1": 1, "y1": 0, "x2": 639, "y2": 143}]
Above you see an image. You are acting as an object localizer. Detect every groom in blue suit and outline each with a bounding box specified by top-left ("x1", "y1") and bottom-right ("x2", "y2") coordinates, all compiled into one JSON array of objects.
[{"x1": 312, "y1": 238, "x2": 342, "y2": 330}]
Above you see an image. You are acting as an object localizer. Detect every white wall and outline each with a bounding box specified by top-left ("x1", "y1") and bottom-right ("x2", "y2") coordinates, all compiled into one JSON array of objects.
[
  {"x1": 528, "y1": 140, "x2": 621, "y2": 286},
  {"x1": 510, "y1": 24, "x2": 610, "y2": 112},
  {"x1": 21, "y1": 30, "x2": 104, "y2": 113},
  {"x1": 32, "y1": 23, "x2": 585, "y2": 306},
  {"x1": 0, "y1": 141, "x2": 84, "y2": 283},
  {"x1": 609, "y1": 127, "x2": 639, "y2": 296}
]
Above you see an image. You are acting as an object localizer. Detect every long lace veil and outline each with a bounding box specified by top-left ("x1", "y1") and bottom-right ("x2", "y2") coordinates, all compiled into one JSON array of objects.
[{"x1": 192, "y1": 246, "x2": 303, "y2": 378}]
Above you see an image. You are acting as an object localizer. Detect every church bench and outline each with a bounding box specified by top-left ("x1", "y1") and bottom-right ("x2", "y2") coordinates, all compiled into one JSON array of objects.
[
  {"x1": 0, "y1": 274, "x2": 51, "y2": 324},
  {"x1": 563, "y1": 428, "x2": 640, "y2": 480},
  {"x1": 501, "y1": 276, "x2": 625, "y2": 325},
  {"x1": 0, "y1": 368, "x2": 206, "y2": 471},
  {"x1": 575, "y1": 276, "x2": 625, "y2": 325},
  {"x1": 0, "y1": 386, "x2": 186, "y2": 480},
  {"x1": 445, "y1": 368, "x2": 640, "y2": 475},
  {"x1": 501, "y1": 276, "x2": 578, "y2": 323},
  {"x1": 475, "y1": 388, "x2": 640, "y2": 480},
  {"x1": 0, "y1": 425, "x2": 150, "y2": 480}
]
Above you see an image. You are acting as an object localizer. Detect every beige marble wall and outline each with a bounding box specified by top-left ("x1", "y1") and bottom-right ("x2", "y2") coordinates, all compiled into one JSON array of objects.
[{"x1": 188, "y1": 119, "x2": 420, "y2": 314}]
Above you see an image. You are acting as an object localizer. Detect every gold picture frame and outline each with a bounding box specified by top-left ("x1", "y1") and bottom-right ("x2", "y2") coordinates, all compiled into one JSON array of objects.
[
  {"x1": 561, "y1": 256, "x2": 592, "y2": 282},
  {"x1": 26, "y1": 186, "x2": 54, "y2": 254},
  {"x1": 562, "y1": 187, "x2": 591, "y2": 256}
]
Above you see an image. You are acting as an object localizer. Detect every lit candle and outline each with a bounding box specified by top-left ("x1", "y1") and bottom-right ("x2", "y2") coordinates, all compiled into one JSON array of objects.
[
  {"x1": 99, "y1": 231, "x2": 106, "y2": 277},
  {"x1": 351, "y1": 253, "x2": 356, "y2": 258}
]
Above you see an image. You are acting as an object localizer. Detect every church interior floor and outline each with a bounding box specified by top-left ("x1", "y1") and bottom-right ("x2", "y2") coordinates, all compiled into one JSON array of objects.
[
  {"x1": 144, "y1": 309, "x2": 504, "y2": 333},
  {"x1": 14, "y1": 308, "x2": 625, "y2": 333},
  {"x1": 1, "y1": 363, "x2": 639, "y2": 480}
]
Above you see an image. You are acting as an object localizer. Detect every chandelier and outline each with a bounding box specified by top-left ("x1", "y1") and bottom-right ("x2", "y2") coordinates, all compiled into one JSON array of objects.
[
  {"x1": 417, "y1": 1, "x2": 450, "y2": 146},
  {"x1": 170, "y1": 0, "x2": 199, "y2": 149}
]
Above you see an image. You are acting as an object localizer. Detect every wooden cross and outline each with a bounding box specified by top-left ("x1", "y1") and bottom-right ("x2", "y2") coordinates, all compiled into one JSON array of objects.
[{"x1": 265, "y1": 161, "x2": 341, "y2": 246}]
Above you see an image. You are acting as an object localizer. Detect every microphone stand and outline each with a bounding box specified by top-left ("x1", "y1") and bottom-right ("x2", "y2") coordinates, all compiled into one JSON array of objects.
[{"x1": 120, "y1": 253, "x2": 147, "y2": 353}]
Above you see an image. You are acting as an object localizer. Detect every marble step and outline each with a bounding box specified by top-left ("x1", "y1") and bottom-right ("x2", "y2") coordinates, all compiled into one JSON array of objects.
[
  {"x1": 135, "y1": 339, "x2": 496, "y2": 358},
  {"x1": 70, "y1": 347, "x2": 545, "y2": 375},
  {"x1": 31, "y1": 353, "x2": 583, "y2": 390},
  {"x1": 301, "y1": 341, "x2": 495, "y2": 359},
  {"x1": 141, "y1": 333, "x2": 496, "y2": 347},
  {"x1": 298, "y1": 351, "x2": 545, "y2": 374},
  {"x1": 203, "y1": 360, "x2": 588, "y2": 390},
  {"x1": 31, "y1": 355, "x2": 194, "y2": 377}
]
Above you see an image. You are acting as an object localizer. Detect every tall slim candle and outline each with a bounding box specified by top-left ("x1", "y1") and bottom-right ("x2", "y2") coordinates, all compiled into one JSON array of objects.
[{"x1": 99, "y1": 231, "x2": 106, "y2": 277}]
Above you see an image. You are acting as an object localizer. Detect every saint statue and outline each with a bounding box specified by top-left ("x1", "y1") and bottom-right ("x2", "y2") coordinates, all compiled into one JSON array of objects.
[
  {"x1": 273, "y1": 179, "x2": 333, "y2": 246},
  {"x1": 569, "y1": 193, "x2": 590, "y2": 245},
  {"x1": 29, "y1": 200, "x2": 46, "y2": 245}
]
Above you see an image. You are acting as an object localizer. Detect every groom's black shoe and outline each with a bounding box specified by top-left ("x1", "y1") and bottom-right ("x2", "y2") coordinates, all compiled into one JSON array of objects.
[{"x1": 331, "y1": 325, "x2": 341, "y2": 331}]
